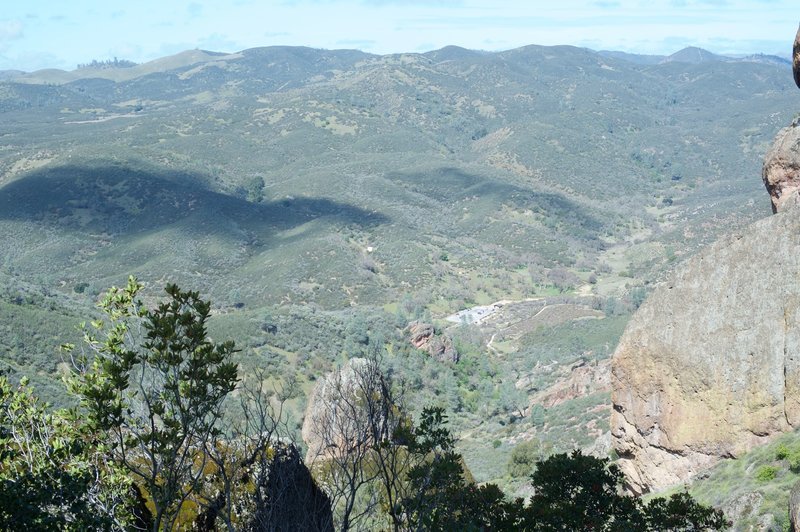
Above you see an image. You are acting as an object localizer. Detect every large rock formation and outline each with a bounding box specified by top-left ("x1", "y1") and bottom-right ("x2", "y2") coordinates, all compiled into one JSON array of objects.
[
  {"x1": 611, "y1": 205, "x2": 800, "y2": 494},
  {"x1": 248, "y1": 443, "x2": 335, "y2": 532},
  {"x1": 763, "y1": 117, "x2": 800, "y2": 213},
  {"x1": 301, "y1": 358, "x2": 392, "y2": 464},
  {"x1": 407, "y1": 320, "x2": 459, "y2": 362}
]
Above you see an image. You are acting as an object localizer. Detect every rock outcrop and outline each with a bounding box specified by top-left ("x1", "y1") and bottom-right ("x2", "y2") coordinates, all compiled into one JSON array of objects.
[
  {"x1": 611, "y1": 205, "x2": 800, "y2": 494},
  {"x1": 527, "y1": 358, "x2": 611, "y2": 409},
  {"x1": 301, "y1": 358, "x2": 392, "y2": 464},
  {"x1": 249, "y1": 443, "x2": 335, "y2": 532},
  {"x1": 763, "y1": 118, "x2": 800, "y2": 213},
  {"x1": 407, "y1": 320, "x2": 459, "y2": 362},
  {"x1": 790, "y1": 480, "x2": 800, "y2": 532}
]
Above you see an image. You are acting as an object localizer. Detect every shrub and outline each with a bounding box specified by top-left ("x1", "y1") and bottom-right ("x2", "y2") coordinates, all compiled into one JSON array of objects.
[
  {"x1": 789, "y1": 455, "x2": 800, "y2": 473},
  {"x1": 776, "y1": 443, "x2": 790, "y2": 460},
  {"x1": 507, "y1": 440, "x2": 539, "y2": 478},
  {"x1": 755, "y1": 465, "x2": 779, "y2": 482}
]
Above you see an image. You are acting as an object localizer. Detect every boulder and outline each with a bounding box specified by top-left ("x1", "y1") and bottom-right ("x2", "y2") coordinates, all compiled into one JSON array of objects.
[
  {"x1": 611, "y1": 206, "x2": 800, "y2": 494},
  {"x1": 763, "y1": 118, "x2": 800, "y2": 213},
  {"x1": 407, "y1": 320, "x2": 459, "y2": 362},
  {"x1": 301, "y1": 358, "x2": 392, "y2": 464},
  {"x1": 721, "y1": 491, "x2": 764, "y2": 527}
]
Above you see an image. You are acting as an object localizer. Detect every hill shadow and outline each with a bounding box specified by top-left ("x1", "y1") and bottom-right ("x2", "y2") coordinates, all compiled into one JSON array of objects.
[
  {"x1": 0, "y1": 161, "x2": 388, "y2": 239},
  {"x1": 386, "y1": 166, "x2": 607, "y2": 237}
]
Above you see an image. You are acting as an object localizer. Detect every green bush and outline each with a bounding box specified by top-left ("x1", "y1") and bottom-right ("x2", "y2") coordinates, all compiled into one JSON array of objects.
[
  {"x1": 775, "y1": 444, "x2": 790, "y2": 460},
  {"x1": 507, "y1": 440, "x2": 539, "y2": 478},
  {"x1": 755, "y1": 465, "x2": 779, "y2": 482},
  {"x1": 773, "y1": 443, "x2": 800, "y2": 472}
]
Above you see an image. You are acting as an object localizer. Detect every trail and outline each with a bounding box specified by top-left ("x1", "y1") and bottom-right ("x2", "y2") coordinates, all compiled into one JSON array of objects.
[
  {"x1": 483, "y1": 302, "x2": 555, "y2": 357},
  {"x1": 486, "y1": 333, "x2": 499, "y2": 356}
]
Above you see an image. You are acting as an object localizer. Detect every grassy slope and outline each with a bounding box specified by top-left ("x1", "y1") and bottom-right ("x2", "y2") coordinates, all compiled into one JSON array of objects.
[{"x1": 652, "y1": 430, "x2": 800, "y2": 530}]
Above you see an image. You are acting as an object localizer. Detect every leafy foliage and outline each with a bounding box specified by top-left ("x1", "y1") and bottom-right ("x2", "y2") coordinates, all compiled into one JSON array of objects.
[
  {"x1": 507, "y1": 439, "x2": 540, "y2": 478},
  {"x1": 0, "y1": 375, "x2": 135, "y2": 530},
  {"x1": 754, "y1": 465, "x2": 780, "y2": 482},
  {"x1": 1, "y1": 279, "x2": 731, "y2": 531},
  {"x1": 65, "y1": 277, "x2": 239, "y2": 530},
  {"x1": 398, "y1": 408, "x2": 502, "y2": 529},
  {"x1": 522, "y1": 450, "x2": 729, "y2": 531}
]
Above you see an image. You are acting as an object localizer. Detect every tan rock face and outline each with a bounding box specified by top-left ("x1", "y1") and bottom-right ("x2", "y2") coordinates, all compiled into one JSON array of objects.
[
  {"x1": 611, "y1": 207, "x2": 800, "y2": 494},
  {"x1": 763, "y1": 119, "x2": 800, "y2": 213},
  {"x1": 407, "y1": 320, "x2": 459, "y2": 362},
  {"x1": 302, "y1": 358, "x2": 371, "y2": 463},
  {"x1": 530, "y1": 358, "x2": 611, "y2": 409},
  {"x1": 790, "y1": 481, "x2": 800, "y2": 532}
]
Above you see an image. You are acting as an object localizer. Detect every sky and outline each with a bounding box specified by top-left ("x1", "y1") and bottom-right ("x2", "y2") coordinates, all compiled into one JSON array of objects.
[{"x1": 0, "y1": 0, "x2": 797, "y2": 72}]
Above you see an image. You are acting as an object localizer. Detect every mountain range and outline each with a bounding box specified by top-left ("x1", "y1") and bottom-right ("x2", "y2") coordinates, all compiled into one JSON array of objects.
[{"x1": 0, "y1": 42, "x2": 796, "y2": 503}]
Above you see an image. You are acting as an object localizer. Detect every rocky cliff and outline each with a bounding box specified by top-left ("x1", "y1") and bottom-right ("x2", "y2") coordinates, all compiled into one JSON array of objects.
[
  {"x1": 763, "y1": 117, "x2": 800, "y2": 213},
  {"x1": 301, "y1": 358, "x2": 392, "y2": 464},
  {"x1": 407, "y1": 321, "x2": 459, "y2": 363},
  {"x1": 611, "y1": 205, "x2": 800, "y2": 494}
]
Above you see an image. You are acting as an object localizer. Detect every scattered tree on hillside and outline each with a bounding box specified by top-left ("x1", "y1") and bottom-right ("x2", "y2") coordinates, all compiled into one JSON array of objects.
[
  {"x1": 64, "y1": 277, "x2": 238, "y2": 531},
  {"x1": 77, "y1": 57, "x2": 137, "y2": 69},
  {"x1": 507, "y1": 439, "x2": 541, "y2": 478}
]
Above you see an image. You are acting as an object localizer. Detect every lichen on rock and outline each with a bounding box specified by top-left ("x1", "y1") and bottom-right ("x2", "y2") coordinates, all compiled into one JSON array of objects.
[{"x1": 611, "y1": 205, "x2": 800, "y2": 494}]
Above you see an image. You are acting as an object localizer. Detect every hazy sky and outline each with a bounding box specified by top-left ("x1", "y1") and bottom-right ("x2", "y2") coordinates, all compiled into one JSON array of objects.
[{"x1": 1, "y1": 0, "x2": 797, "y2": 71}]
